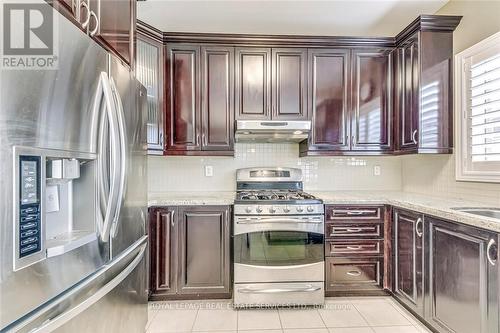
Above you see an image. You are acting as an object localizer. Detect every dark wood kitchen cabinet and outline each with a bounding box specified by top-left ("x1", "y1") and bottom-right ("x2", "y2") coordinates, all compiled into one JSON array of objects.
[
  {"x1": 150, "y1": 15, "x2": 461, "y2": 156},
  {"x1": 149, "y1": 205, "x2": 231, "y2": 300},
  {"x1": 89, "y1": 0, "x2": 135, "y2": 66},
  {"x1": 324, "y1": 205, "x2": 388, "y2": 295},
  {"x1": 272, "y1": 48, "x2": 308, "y2": 120},
  {"x1": 394, "y1": 26, "x2": 455, "y2": 154},
  {"x1": 166, "y1": 44, "x2": 200, "y2": 152},
  {"x1": 426, "y1": 217, "x2": 499, "y2": 333},
  {"x1": 393, "y1": 208, "x2": 424, "y2": 317},
  {"x1": 137, "y1": 26, "x2": 164, "y2": 154},
  {"x1": 301, "y1": 49, "x2": 351, "y2": 154},
  {"x1": 177, "y1": 206, "x2": 231, "y2": 297},
  {"x1": 149, "y1": 207, "x2": 177, "y2": 297},
  {"x1": 49, "y1": 0, "x2": 135, "y2": 66},
  {"x1": 235, "y1": 48, "x2": 272, "y2": 120},
  {"x1": 201, "y1": 46, "x2": 234, "y2": 151},
  {"x1": 166, "y1": 43, "x2": 234, "y2": 155},
  {"x1": 351, "y1": 49, "x2": 392, "y2": 152},
  {"x1": 301, "y1": 48, "x2": 392, "y2": 155},
  {"x1": 235, "y1": 47, "x2": 308, "y2": 121}
]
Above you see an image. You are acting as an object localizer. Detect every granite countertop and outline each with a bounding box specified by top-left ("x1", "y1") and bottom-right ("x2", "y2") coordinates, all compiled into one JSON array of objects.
[
  {"x1": 148, "y1": 190, "x2": 500, "y2": 233},
  {"x1": 312, "y1": 191, "x2": 500, "y2": 233},
  {"x1": 148, "y1": 191, "x2": 236, "y2": 206}
]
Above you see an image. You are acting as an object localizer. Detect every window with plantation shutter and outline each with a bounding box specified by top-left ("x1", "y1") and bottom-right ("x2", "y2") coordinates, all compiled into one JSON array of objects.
[{"x1": 456, "y1": 31, "x2": 500, "y2": 182}]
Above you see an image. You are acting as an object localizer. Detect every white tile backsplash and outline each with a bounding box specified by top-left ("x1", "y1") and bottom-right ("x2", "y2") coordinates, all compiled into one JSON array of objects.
[
  {"x1": 148, "y1": 143, "x2": 402, "y2": 193},
  {"x1": 401, "y1": 154, "x2": 500, "y2": 206}
]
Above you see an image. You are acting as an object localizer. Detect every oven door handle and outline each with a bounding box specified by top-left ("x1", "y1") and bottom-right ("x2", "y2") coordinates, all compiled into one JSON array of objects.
[
  {"x1": 236, "y1": 217, "x2": 323, "y2": 224},
  {"x1": 238, "y1": 285, "x2": 321, "y2": 294}
]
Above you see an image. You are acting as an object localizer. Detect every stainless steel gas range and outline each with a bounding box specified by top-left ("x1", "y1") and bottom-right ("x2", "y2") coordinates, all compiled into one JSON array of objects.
[{"x1": 233, "y1": 167, "x2": 325, "y2": 307}]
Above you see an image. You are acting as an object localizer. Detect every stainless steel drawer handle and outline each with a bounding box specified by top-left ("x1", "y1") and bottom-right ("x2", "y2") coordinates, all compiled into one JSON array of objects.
[
  {"x1": 331, "y1": 210, "x2": 377, "y2": 216},
  {"x1": 487, "y1": 239, "x2": 497, "y2": 266},
  {"x1": 346, "y1": 246, "x2": 362, "y2": 250},
  {"x1": 238, "y1": 285, "x2": 321, "y2": 294},
  {"x1": 412, "y1": 129, "x2": 418, "y2": 144},
  {"x1": 346, "y1": 228, "x2": 363, "y2": 232},
  {"x1": 346, "y1": 270, "x2": 362, "y2": 277},
  {"x1": 415, "y1": 218, "x2": 423, "y2": 238}
]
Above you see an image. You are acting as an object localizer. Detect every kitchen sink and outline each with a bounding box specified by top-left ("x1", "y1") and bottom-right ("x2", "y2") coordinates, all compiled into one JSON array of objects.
[{"x1": 452, "y1": 207, "x2": 500, "y2": 219}]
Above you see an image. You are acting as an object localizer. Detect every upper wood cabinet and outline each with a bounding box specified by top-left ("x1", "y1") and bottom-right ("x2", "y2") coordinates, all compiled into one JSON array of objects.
[
  {"x1": 394, "y1": 29, "x2": 455, "y2": 154},
  {"x1": 201, "y1": 46, "x2": 234, "y2": 151},
  {"x1": 303, "y1": 49, "x2": 350, "y2": 153},
  {"x1": 142, "y1": 15, "x2": 460, "y2": 156},
  {"x1": 50, "y1": 0, "x2": 135, "y2": 66},
  {"x1": 272, "y1": 48, "x2": 308, "y2": 120},
  {"x1": 235, "y1": 47, "x2": 308, "y2": 121},
  {"x1": 166, "y1": 44, "x2": 201, "y2": 152},
  {"x1": 137, "y1": 32, "x2": 164, "y2": 154},
  {"x1": 235, "y1": 48, "x2": 272, "y2": 120},
  {"x1": 351, "y1": 49, "x2": 392, "y2": 152},
  {"x1": 89, "y1": 0, "x2": 135, "y2": 66},
  {"x1": 166, "y1": 43, "x2": 234, "y2": 155},
  {"x1": 301, "y1": 48, "x2": 392, "y2": 155}
]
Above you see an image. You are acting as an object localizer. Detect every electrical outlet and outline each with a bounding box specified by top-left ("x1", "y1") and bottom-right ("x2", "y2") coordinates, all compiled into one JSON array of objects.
[
  {"x1": 205, "y1": 165, "x2": 213, "y2": 177},
  {"x1": 373, "y1": 165, "x2": 381, "y2": 176}
]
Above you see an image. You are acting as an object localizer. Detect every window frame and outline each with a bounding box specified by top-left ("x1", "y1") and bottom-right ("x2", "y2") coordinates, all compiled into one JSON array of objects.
[{"x1": 456, "y1": 30, "x2": 500, "y2": 183}]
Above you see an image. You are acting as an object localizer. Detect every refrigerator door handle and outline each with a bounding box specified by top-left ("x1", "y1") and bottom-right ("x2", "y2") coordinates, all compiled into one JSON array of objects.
[
  {"x1": 96, "y1": 72, "x2": 121, "y2": 243},
  {"x1": 20, "y1": 237, "x2": 147, "y2": 333},
  {"x1": 109, "y1": 77, "x2": 128, "y2": 238}
]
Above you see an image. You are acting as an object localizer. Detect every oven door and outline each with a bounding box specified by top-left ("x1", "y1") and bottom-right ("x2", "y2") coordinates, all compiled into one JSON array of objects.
[{"x1": 233, "y1": 215, "x2": 324, "y2": 283}]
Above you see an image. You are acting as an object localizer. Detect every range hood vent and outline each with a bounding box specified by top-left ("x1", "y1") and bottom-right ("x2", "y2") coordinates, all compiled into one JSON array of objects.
[{"x1": 235, "y1": 120, "x2": 311, "y2": 143}]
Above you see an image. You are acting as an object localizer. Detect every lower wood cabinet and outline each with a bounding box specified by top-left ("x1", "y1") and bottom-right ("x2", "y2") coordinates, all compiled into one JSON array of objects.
[
  {"x1": 426, "y1": 217, "x2": 498, "y2": 333},
  {"x1": 393, "y1": 208, "x2": 424, "y2": 317},
  {"x1": 393, "y1": 210, "x2": 499, "y2": 333},
  {"x1": 324, "y1": 205, "x2": 387, "y2": 296},
  {"x1": 149, "y1": 205, "x2": 231, "y2": 300}
]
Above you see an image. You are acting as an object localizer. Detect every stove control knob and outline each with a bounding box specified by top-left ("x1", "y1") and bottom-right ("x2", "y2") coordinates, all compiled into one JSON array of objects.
[
  {"x1": 256, "y1": 206, "x2": 263, "y2": 213},
  {"x1": 245, "y1": 207, "x2": 253, "y2": 214},
  {"x1": 283, "y1": 206, "x2": 291, "y2": 213},
  {"x1": 269, "y1": 206, "x2": 277, "y2": 214},
  {"x1": 307, "y1": 206, "x2": 315, "y2": 213},
  {"x1": 296, "y1": 206, "x2": 304, "y2": 213}
]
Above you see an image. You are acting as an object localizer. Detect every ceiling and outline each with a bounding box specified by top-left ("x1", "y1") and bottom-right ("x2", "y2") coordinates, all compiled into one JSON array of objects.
[{"x1": 137, "y1": 0, "x2": 449, "y2": 37}]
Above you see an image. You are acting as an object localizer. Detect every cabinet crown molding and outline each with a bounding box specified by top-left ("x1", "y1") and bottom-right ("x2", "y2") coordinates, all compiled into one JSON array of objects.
[
  {"x1": 395, "y1": 15, "x2": 462, "y2": 44},
  {"x1": 139, "y1": 15, "x2": 462, "y2": 48}
]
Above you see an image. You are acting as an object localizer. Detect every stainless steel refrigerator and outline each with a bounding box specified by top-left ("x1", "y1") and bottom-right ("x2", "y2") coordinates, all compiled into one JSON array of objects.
[{"x1": 0, "y1": 2, "x2": 148, "y2": 332}]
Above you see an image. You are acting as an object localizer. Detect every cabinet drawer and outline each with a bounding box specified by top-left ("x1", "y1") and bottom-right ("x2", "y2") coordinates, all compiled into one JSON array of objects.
[
  {"x1": 326, "y1": 240, "x2": 383, "y2": 257},
  {"x1": 326, "y1": 223, "x2": 382, "y2": 238},
  {"x1": 326, "y1": 205, "x2": 383, "y2": 222},
  {"x1": 326, "y1": 257, "x2": 383, "y2": 292}
]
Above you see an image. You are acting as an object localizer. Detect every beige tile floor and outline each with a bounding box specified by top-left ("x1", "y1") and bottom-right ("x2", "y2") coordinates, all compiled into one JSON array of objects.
[{"x1": 146, "y1": 297, "x2": 432, "y2": 333}]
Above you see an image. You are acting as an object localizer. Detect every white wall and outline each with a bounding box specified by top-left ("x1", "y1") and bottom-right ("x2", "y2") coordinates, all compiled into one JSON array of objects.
[
  {"x1": 401, "y1": 0, "x2": 500, "y2": 205},
  {"x1": 148, "y1": 143, "x2": 402, "y2": 194}
]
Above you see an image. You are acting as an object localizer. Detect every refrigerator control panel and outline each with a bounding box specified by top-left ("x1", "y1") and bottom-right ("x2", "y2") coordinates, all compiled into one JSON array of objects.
[{"x1": 18, "y1": 156, "x2": 41, "y2": 258}]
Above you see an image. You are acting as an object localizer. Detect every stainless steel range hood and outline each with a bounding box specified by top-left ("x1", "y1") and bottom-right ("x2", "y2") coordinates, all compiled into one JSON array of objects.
[{"x1": 235, "y1": 120, "x2": 311, "y2": 143}]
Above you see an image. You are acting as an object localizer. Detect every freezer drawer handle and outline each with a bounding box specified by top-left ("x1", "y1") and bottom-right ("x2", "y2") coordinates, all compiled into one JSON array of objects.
[
  {"x1": 25, "y1": 237, "x2": 147, "y2": 333},
  {"x1": 238, "y1": 285, "x2": 321, "y2": 294}
]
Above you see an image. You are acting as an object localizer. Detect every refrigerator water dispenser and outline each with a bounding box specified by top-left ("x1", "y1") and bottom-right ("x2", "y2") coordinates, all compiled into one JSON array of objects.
[{"x1": 13, "y1": 147, "x2": 99, "y2": 271}]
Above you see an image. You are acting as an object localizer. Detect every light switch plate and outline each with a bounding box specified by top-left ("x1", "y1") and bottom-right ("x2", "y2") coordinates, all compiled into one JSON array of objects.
[
  {"x1": 373, "y1": 165, "x2": 381, "y2": 176},
  {"x1": 205, "y1": 165, "x2": 213, "y2": 177}
]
